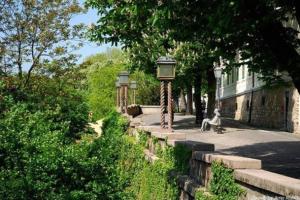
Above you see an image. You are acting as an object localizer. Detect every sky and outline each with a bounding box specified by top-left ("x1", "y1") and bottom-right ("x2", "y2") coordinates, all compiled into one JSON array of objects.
[{"x1": 70, "y1": 1, "x2": 118, "y2": 63}]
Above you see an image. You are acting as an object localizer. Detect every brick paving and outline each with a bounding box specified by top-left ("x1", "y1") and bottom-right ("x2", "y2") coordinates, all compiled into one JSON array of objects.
[{"x1": 136, "y1": 113, "x2": 300, "y2": 179}]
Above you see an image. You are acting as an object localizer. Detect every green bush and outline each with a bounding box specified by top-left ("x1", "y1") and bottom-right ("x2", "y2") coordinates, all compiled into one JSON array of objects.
[
  {"x1": 0, "y1": 77, "x2": 184, "y2": 200},
  {"x1": 85, "y1": 49, "x2": 125, "y2": 119},
  {"x1": 130, "y1": 132, "x2": 194, "y2": 200},
  {"x1": 209, "y1": 162, "x2": 245, "y2": 200},
  {"x1": 130, "y1": 160, "x2": 178, "y2": 200},
  {"x1": 0, "y1": 81, "x2": 93, "y2": 199},
  {"x1": 0, "y1": 105, "x2": 132, "y2": 199},
  {"x1": 96, "y1": 113, "x2": 183, "y2": 200},
  {"x1": 195, "y1": 189, "x2": 215, "y2": 200}
]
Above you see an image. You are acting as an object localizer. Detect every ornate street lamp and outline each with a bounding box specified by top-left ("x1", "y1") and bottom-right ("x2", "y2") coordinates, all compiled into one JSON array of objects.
[
  {"x1": 213, "y1": 64, "x2": 222, "y2": 110},
  {"x1": 118, "y1": 71, "x2": 129, "y2": 113},
  {"x1": 214, "y1": 63, "x2": 223, "y2": 134},
  {"x1": 130, "y1": 80, "x2": 137, "y2": 105},
  {"x1": 115, "y1": 78, "x2": 121, "y2": 108},
  {"x1": 156, "y1": 56, "x2": 176, "y2": 131}
]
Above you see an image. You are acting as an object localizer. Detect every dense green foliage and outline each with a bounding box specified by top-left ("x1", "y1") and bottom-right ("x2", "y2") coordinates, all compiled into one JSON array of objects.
[
  {"x1": 1, "y1": 78, "x2": 142, "y2": 199},
  {"x1": 84, "y1": 49, "x2": 162, "y2": 117},
  {"x1": 90, "y1": 113, "x2": 195, "y2": 200},
  {"x1": 0, "y1": 0, "x2": 84, "y2": 87},
  {"x1": 129, "y1": 71, "x2": 160, "y2": 105},
  {"x1": 85, "y1": 49, "x2": 125, "y2": 119},
  {"x1": 82, "y1": 112, "x2": 181, "y2": 200},
  {"x1": 86, "y1": 0, "x2": 300, "y2": 93},
  {"x1": 195, "y1": 189, "x2": 215, "y2": 200},
  {"x1": 0, "y1": 79, "x2": 94, "y2": 199},
  {"x1": 132, "y1": 131, "x2": 192, "y2": 200},
  {"x1": 195, "y1": 162, "x2": 244, "y2": 200},
  {"x1": 210, "y1": 162, "x2": 245, "y2": 200}
]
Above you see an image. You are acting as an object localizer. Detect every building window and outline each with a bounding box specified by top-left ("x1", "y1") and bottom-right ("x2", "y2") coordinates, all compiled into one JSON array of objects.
[
  {"x1": 235, "y1": 103, "x2": 238, "y2": 111},
  {"x1": 231, "y1": 70, "x2": 234, "y2": 83},
  {"x1": 261, "y1": 96, "x2": 266, "y2": 106},
  {"x1": 236, "y1": 68, "x2": 239, "y2": 81}
]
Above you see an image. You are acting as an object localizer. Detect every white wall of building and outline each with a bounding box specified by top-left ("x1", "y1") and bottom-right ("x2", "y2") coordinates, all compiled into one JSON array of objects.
[{"x1": 219, "y1": 66, "x2": 265, "y2": 99}]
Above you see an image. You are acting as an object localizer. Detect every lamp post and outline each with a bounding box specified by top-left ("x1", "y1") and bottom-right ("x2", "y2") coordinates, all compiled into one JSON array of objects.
[
  {"x1": 156, "y1": 56, "x2": 176, "y2": 131},
  {"x1": 213, "y1": 65, "x2": 222, "y2": 111},
  {"x1": 130, "y1": 81, "x2": 137, "y2": 104},
  {"x1": 115, "y1": 78, "x2": 121, "y2": 108},
  {"x1": 119, "y1": 71, "x2": 129, "y2": 113}
]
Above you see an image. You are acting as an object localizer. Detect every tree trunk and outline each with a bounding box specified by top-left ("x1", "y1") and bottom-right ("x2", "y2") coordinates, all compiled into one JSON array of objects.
[
  {"x1": 179, "y1": 88, "x2": 187, "y2": 113},
  {"x1": 186, "y1": 85, "x2": 193, "y2": 115},
  {"x1": 194, "y1": 66, "x2": 203, "y2": 124},
  {"x1": 206, "y1": 68, "x2": 216, "y2": 118}
]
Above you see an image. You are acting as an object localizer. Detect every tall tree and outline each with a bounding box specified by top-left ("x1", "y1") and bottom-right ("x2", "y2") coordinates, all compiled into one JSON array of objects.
[{"x1": 0, "y1": 0, "x2": 84, "y2": 87}]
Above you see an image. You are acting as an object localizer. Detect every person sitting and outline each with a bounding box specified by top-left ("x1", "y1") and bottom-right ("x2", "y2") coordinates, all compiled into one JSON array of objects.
[{"x1": 200, "y1": 108, "x2": 222, "y2": 133}]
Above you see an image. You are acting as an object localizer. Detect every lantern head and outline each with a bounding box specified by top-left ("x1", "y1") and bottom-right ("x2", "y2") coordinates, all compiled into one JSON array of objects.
[{"x1": 156, "y1": 56, "x2": 176, "y2": 80}]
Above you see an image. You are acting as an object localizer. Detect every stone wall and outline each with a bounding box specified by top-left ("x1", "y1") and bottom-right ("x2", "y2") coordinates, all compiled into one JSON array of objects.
[
  {"x1": 128, "y1": 115, "x2": 300, "y2": 200},
  {"x1": 220, "y1": 85, "x2": 300, "y2": 134}
]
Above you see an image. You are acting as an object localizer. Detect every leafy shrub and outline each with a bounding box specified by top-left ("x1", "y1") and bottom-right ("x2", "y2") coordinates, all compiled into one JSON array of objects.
[
  {"x1": 96, "y1": 112, "x2": 182, "y2": 200},
  {"x1": 130, "y1": 160, "x2": 178, "y2": 200},
  {"x1": 209, "y1": 162, "x2": 245, "y2": 200},
  {"x1": 0, "y1": 82, "x2": 93, "y2": 199},
  {"x1": 0, "y1": 78, "x2": 183, "y2": 200},
  {"x1": 195, "y1": 189, "x2": 216, "y2": 200},
  {"x1": 85, "y1": 49, "x2": 125, "y2": 119},
  {"x1": 131, "y1": 132, "x2": 195, "y2": 200}
]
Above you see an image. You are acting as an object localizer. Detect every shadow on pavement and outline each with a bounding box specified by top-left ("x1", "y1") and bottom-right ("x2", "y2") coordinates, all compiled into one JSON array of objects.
[{"x1": 220, "y1": 141, "x2": 300, "y2": 179}]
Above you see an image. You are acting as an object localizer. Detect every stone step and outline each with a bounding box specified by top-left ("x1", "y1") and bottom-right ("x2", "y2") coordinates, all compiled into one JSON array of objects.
[
  {"x1": 234, "y1": 169, "x2": 300, "y2": 199},
  {"x1": 192, "y1": 151, "x2": 262, "y2": 169},
  {"x1": 167, "y1": 140, "x2": 215, "y2": 151}
]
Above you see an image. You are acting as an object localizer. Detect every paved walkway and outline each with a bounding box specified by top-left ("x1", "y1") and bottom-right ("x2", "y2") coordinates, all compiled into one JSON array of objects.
[{"x1": 136, "y1": 113, "x2": 300, "y2": 179}]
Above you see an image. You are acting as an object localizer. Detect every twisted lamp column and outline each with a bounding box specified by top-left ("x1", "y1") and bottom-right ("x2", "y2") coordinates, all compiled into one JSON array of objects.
[
  {"x1": 160, "y1": 81, "x2": 165, "y2": 128},
  {"x1": 124, "y1": 85, "x2": 128, "y2": 114},
  {"x1": 120, "y1": 86, "x2": 124, "y2": 113},
  {"x1": 167, "y1": 81, "x2": 173, "y2": 131}
]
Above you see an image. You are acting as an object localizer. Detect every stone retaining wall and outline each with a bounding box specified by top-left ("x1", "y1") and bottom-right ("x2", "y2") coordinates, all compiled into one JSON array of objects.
[{"x1": 128, "y1": 116, "x2": 300, "y2": 200}]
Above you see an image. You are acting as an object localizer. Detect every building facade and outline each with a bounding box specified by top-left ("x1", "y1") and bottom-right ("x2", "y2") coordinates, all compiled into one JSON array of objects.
[{"x1": 219, "y1": 66, "x2": 300, "y2": 134}]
